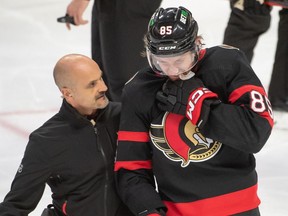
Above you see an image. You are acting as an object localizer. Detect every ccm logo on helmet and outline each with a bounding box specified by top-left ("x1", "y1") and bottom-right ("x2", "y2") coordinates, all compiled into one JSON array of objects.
[{"x1": 158, "y1": 46, "x2": 177, "y2": 51}]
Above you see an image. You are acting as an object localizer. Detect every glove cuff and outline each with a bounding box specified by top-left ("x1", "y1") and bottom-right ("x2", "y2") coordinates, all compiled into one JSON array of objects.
[{"x1": 186, "y1": 87, "x2": 219, "y2": 126}]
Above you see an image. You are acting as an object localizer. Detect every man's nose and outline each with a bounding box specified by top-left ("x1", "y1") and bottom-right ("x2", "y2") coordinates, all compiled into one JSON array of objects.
[{"x1": 99, "y1": 79, "x2": 108, "y2": 92}]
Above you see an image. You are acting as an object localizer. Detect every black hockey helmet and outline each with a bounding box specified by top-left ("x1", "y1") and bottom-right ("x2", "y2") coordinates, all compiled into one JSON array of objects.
[{"x1": 145, "y1": 6, "x2": 198, "y2": 56}]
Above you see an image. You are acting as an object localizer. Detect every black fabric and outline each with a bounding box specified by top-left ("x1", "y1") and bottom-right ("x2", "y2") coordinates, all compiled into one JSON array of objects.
[
  {"x1": 117, "y1": 168, "x2": 167, "y2": 215},
  {"x1": 138, "y1": 207, "x2": 166, "y2": 216},
  {"x1": 0, "y1": 100, "x2": 133, "y2": 216},
  {"x1": 91, "y1": 0, "x2": 162, "y2": 101},
  {"x1": 40, "y1": 205, "x2": 58, "y2": 216},
  {"x1": 268, "y1": 8, "x2": 288, "y2": 103},
  {"x1": 233, "y1": 207, "x2": 260, "y2": 216},
  {"x1": 223, "y1": 7, "x2": 271, "y2": 62}
]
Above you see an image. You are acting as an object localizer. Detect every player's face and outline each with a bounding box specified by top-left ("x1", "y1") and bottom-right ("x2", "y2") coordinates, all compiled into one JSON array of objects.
[
  {"x1": 153, "y1": 51, "x2": 195, "y2": 80},
  {"x1": 68, "y1": 65, "x2": 109, "y2": 116}
]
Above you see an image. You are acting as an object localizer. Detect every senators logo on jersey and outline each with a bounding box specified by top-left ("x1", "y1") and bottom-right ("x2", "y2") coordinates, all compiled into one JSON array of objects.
[{"x1": 150, "y1": 112, "x2": 222, "y2": 167}]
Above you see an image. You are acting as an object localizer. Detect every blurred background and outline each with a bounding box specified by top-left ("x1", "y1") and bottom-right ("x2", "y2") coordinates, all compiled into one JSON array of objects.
[{"x1": 0, "y1": 0, "x2": 287, "y2": 215}]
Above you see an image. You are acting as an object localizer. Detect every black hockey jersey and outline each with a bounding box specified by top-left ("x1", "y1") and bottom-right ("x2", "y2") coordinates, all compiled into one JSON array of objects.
[{"x1": 115, "y1": 46, "x2": 274, "y2": 216}]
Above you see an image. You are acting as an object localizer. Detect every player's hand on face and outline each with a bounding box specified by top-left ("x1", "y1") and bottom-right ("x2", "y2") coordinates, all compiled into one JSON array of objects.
[
  {"x1": 156, "y1": 77, "x2": 220, "y2": 127},
  {"x1": 156, "y1": 77, "x2": 205, "y2": 115}
]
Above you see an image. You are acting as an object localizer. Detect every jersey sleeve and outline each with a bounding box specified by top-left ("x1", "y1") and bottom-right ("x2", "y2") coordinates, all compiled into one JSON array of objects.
[
  {"x1": 115, "y1": 88, "x2": 166, "y2": 215},
  {"x1": 201, "y1": 48, "x2": 274, "y2": 153}
]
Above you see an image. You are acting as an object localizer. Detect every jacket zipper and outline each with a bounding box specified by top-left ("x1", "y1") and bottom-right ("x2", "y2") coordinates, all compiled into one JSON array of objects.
[{"x1": 93, "y1": 126, "x2": 109, "y2": 216}]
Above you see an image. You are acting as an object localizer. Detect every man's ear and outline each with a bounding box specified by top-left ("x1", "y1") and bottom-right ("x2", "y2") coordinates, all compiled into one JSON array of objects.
[{"x1": 61, "y1": 87, "x2": 72, "y2": 100}]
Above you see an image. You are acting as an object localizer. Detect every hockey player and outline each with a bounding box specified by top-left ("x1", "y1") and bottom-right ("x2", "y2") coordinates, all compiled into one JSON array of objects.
[
  {"x1": 0, "y1": 54, "x2": 133, "y2": 216},
  {"x1": 115, "y1": 6, "x2": 274, "y2": 216}
]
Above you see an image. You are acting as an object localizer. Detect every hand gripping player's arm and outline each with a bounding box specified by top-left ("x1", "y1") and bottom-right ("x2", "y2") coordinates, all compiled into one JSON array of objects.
[{"x1": 156, "y1": 77, "x2": 220, "y2": 128}]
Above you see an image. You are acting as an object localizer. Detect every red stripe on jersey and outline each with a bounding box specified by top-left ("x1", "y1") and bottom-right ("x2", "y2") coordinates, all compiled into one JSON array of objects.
[
  {"x1": 261, "y1": 110, "x2": 274, "y2": 127},
  {"x1": 62, "y1": 201, "x2": 67, "y2": 215},
  {"x1": 198, "y1": 48, "x2": 207, "y2": 61},
  {"x1": 228, "y1": 85, "x2": 273, "y2": 127},
  {"x1": 118, "y1": 131, "x2": 150, "y2": 142},
  {"x1": 228, "y1": 85, "x2": 266, "y2": 103},
  {"x1": 114, "y1": 160, "x2": 152, "y2": 171},
  {"x1": 164, "y1": 184, "x2": 260, "y2": 216},
  {"x1": 265, "y1": 2, "x2": 288, "y2": 8}
]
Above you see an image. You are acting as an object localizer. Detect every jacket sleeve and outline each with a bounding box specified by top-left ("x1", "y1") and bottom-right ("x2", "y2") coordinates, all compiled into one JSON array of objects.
[
  {"x1": 115, "y1": 90, "x2": 166, "y2": 215},
  {"x1": 0, "y1": 134, "x2": 51, "y2": 216},
  {"x1": 201, "y1": 49, "x2": 274, "y2": 153}
]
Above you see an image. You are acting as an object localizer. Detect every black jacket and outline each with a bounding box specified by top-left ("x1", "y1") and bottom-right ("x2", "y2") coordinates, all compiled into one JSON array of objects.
[{"x1": 0, "y1": 99, "x2": 132, "y2": 216}]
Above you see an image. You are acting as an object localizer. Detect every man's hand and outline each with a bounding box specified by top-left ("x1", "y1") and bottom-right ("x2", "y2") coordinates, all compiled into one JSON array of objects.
[
  {"x1": 65, "y1": 0, "x2": 90, "y2": 30},
  {"x1": 156, "y1": 77, "x2": 205, "y2": 116},
  {"x1": 156, "y1": 77, "x2": 220, "y2": 127}
]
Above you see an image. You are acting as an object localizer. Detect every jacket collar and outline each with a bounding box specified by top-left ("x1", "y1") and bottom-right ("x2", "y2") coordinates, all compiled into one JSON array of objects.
[{"x1": 59, "y1": 99, "x2": 108, "y2": 129}]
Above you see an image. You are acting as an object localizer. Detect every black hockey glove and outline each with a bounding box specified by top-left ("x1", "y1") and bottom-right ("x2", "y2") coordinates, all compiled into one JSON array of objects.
[{"x1": 156, "y1": 77, "x2": 220, "y2": 127}]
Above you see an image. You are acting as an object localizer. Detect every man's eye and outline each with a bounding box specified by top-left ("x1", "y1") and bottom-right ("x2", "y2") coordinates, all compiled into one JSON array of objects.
[{"x1": 90, "y1": 82, "x2": 96, "y2": 87}]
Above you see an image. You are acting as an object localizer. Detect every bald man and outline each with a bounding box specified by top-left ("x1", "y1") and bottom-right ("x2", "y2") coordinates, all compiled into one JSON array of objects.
[{"x1": 0, "y1": 54, "x2": 133, "y2": 216}]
